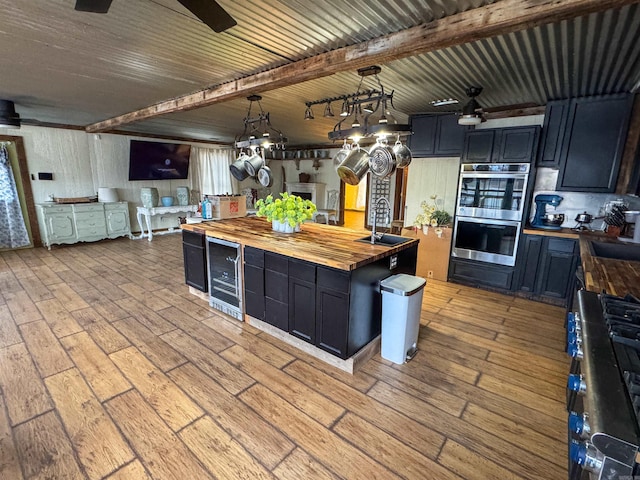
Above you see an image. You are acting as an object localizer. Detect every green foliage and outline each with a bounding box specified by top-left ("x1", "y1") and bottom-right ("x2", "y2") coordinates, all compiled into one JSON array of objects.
[{"x1": 255, "y1": 192, "x2": 317, "y2": 226}]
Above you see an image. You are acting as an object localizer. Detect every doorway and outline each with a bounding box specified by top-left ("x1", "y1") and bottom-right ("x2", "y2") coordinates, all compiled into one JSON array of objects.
[
  {"x1": 0, "y1": 135, "x2": 39, "y2": 251},
  {"x1": 343, "y1": 176, "x2": 366, "y2": 229}
]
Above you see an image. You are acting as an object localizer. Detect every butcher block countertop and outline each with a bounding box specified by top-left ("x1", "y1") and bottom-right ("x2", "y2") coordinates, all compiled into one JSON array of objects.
[
  {"x1": 578, "y1": 233, "x2": 640, "y2": 298},
  {"x1": 181, "y1": 216, "x2": 418, "y2": 271},
  {"x1": 523, "y1": 227, "x2": 580, "y2": 239}
]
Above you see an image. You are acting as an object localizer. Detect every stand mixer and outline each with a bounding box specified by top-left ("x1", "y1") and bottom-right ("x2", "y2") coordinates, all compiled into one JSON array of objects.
[{"x1": 532, "y1": 194, "x2": 564, "y2": 230}]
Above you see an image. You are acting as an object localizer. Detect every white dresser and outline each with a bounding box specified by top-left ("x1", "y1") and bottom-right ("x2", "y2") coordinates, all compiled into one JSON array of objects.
[{"x1": 36, "y1": 202, "x2": 131, "y2": 249}]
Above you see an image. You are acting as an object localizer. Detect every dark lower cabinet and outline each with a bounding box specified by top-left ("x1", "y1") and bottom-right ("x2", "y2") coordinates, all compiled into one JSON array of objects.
[
  {"x1": 316, "y1": 267, "x2": 350, "y2": 357},
  {"x1": 288, "y1": 258, "x2": 316, "y2": 343},
  {"x1": 448, "y1": 257, "x2": 514, "y2": 290},
  {"x1": 243, "y1": 244, "x2": 418, "y2": 359},
  {"x1": 516, "y1": 234, "x2": 578, "y2": 306},
  {"x1": 182, "y1": 230, "x2": 208, "y2": 292}
]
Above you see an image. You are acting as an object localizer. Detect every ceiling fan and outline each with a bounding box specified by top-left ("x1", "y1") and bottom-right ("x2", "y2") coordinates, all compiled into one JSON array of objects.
[
  {"x1": 74, "y1": 0, "x2": 237, "y2": 33},
  {"x1": 458, "y1": 86, "x2": 486, "y2": 125}
]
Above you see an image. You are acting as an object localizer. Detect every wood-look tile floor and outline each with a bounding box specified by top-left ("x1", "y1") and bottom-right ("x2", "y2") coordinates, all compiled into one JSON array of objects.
[{"x1": 0, "y1": 234, "x2": 569, "y2": 480}]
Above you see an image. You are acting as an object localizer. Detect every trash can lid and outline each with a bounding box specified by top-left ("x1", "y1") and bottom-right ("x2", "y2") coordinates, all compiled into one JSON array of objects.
[{"x1": 380, "y1": 274, "x2": 426, "y2": 296}]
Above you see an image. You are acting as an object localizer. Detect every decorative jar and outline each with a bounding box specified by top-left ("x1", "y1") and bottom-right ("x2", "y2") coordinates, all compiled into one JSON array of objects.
[
  {"x1": 176, "y1": 187, "x2": 189, "y2": 206},
  {"x1": 161, "y1": 196, "x2": 174, "y2": 207},
  {"x1": 140, "y1": 187, "x2": 159, "y2": 208}
]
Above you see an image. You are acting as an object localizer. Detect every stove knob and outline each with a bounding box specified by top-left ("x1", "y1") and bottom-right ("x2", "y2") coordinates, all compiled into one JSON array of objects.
[
  {"x1": 568, "y1": 343, "x2": 583, "y2": 360},
  {"x1": 570, "y1": 441, "x2": 603, "y2": 474},
  {"x1": 567, "y1": 312, "x2": 581, "y2": 332},
  {"x1": 567, "y1": 331, "x2": 580, "y2": 345},
  {"x1": 568, "y1": 374, "x2": 586, "y2": 394},
  {"x1": 568, "y1": 412, "x2": 590, "y2": 436}
]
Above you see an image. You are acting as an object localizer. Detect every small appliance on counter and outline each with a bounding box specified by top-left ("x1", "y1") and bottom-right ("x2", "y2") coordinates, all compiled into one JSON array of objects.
[
  {"x1": 572, "y1": 211, "x2": 594, "y2": 231},
  {"x1": 531, "y1": 194, "x2": 564, "y2": 230}
]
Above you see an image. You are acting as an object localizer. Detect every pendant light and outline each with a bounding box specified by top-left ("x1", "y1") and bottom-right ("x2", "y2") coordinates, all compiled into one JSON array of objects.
[{"x1": 0, "y1": 100, "x2": 21, "y2": 129}]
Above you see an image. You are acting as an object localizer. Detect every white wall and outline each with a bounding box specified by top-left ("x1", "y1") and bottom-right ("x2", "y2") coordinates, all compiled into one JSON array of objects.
[
  {"x1": 2, "y1": 125, "x2": 228, "y2": 233},
  {"x1": 404, "y1": 158, "x2": 460, "y2": 227}
]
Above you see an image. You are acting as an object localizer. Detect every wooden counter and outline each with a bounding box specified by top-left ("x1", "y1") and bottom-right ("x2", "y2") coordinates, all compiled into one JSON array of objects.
[
  {"x1": 523, "y1": 227, "x2": 580, "y2": 239},
  {"x1": 578, "y1": 232, "x2": 640, "y2": 297},
  {"x1": 181, "y1": 216, "x2": 419, "y2": 271}
]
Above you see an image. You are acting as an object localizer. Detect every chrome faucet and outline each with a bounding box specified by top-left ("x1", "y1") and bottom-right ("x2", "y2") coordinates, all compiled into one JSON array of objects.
[{"x1": 371, "y1": 197, "x2": 392, "y2": 244}]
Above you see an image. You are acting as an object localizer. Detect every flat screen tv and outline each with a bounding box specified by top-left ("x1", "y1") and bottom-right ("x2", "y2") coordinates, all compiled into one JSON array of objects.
[{"x1": 128, "y1": 140, "x2": 191, "y2": 180}]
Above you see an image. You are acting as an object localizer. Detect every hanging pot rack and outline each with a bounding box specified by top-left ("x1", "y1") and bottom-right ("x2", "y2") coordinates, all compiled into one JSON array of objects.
[{"x1": 303, "y1": 66, "x2": 413, "y2": 143}]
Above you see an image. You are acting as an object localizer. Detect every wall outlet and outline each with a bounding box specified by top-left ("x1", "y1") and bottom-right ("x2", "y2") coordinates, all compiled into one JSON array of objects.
[{"x1": 427, "y1": 270, "x2": 434, "y2": 279}]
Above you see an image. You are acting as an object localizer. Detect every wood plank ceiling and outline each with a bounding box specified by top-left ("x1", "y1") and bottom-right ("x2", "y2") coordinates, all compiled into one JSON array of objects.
[{"x1": 1, "y1": 0, "x2": 639, "y2": 146}]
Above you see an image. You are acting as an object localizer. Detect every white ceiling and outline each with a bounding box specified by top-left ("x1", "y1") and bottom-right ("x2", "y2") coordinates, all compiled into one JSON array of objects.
[{"x1": 2, "y1": 0, "x2": 639, "y2": 146}]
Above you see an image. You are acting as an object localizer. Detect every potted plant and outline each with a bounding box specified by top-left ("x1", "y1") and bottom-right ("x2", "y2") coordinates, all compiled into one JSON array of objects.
[
  {"x1": 413, "y1": 195, "x2": 451, "y2": 236},
  {"x1": 255, "y1": 192, "x2": 317, "y2": 233}
]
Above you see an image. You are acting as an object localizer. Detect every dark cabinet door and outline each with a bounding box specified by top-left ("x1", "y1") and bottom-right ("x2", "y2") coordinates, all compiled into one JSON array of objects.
[
  {"x1": 315, "y1": 285, "x2": 349, "y2": 359},
  {"x1": 434, "y1": 114, "x2": 468, "y2": 156},
  {"x1": 265, "y1": 297, "x2": 289, "y2": 331},
  {"x1": 264, "y1": 252, "x2": 289, "y2": 330},
  {"x1": 537, "y1": 238, "x2": 578, "y2": 299},
  {"x1": 496, "y1": 126, "x2": 539, "y2": 163},
  {"x1": 517, "y1": 234, "x2": 543, "y2": 293},
  {"x1": 244, "y1": 264, "x2": 264, "y2": 320},
  {"x1": 556, "y1": 94, "x2": 634, "y2": 192},
  {"x1": 244, "y1": 246, "x2": 265, "y2": 320},
  {"x1": 537, "y1": 100, "x2": 570, "y2": 167},
  {"x1": 182, "y1": 231, "x2": 207, "y2": 292},
  {"x1": 461, "y1": 130, "x2": 496, "y2": 163},
  {"x1": 448, "y1": 257, "x2": 514, "y2": 290},
  {"x1": 289, "y1": 277, "x2": 316, "y2": 343},
  {"x1": 408, "y1": 115, "x2": 437, "y2": 156},
  {"x1": 409, "y1": 114, "x2": 467, "y2": 157}
]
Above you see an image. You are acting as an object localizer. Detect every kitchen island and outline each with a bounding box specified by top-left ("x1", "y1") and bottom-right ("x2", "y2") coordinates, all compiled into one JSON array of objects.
[{"x1": 181, "y1": 217, "x2": 419, "y2": 372}]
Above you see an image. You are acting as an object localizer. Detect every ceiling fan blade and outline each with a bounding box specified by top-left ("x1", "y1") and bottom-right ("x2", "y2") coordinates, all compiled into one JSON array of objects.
[
  {"x1": 177, "y1": 0, "x2": 237, "y2": 33},
  {"x1": 74, "y1": 0, "x2": 113, "y2": 13}
]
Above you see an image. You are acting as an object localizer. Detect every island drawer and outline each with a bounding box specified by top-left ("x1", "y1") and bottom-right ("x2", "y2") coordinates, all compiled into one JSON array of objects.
[
  {"x1": 265, "y1": 252, "x2": 288, "y2": 274},
  {"x1": 289, "y1": 259, "x2": 315, "y2": 282},
  {"x1": 244, "y1": 246, "x2": 264, "y2": 267},
  {"x1": 317, "y1": 267, "x2": 350, "y2": 293}
]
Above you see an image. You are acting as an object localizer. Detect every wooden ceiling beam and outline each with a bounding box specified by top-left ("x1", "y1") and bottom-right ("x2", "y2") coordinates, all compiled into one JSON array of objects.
[{"x1": 85, "y1": 0, "x2": 638, "y2": 132}]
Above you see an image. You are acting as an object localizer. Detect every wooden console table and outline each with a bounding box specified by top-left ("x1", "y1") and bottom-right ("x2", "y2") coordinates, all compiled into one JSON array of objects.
[{"x1": 136, "y1": 205, "x2": 198, "y2": 241}]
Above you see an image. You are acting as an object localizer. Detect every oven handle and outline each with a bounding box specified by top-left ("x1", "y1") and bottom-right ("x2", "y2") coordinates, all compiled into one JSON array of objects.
[
  {"x1": 454, "y1": 216, "x2": 521, "y2": 227},
  {"x1": 460, "y1": 172, "x2": 528, "y2": 179}
]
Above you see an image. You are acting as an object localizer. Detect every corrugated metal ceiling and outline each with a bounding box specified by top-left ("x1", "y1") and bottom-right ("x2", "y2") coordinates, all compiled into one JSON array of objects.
[{"x1": 1, "y1": 0, "x2": 639, "y2": 146}]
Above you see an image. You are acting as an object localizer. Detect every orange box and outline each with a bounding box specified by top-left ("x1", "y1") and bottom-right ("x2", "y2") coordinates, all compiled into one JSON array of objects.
[{"x1": 210, "y1": 195, "x2": 247, "y2": 219}]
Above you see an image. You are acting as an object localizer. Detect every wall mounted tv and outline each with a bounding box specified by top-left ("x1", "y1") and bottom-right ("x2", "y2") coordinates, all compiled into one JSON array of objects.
[{"x1": 128, "y1": 140, "x2": 191, "y2": 180}]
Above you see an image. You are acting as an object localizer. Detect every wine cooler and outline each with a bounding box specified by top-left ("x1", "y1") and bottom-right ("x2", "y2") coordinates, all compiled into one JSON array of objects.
[{"x1": 206, "y1": 237, "x2": 242, "y2": 320}]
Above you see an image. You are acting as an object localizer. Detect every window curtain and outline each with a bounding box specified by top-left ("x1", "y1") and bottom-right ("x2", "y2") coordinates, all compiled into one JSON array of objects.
[
  {"x1": 189, "y1": 147, "x2": 237, "y2": 199},
  {"x1": 0, "y1": 144, "x2": 30, "y2": 248}
]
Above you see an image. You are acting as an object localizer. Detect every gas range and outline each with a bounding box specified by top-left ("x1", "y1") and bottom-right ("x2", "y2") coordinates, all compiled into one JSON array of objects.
[{"x1": 567, "y1": 289, "x2": 640, "y2": 479}]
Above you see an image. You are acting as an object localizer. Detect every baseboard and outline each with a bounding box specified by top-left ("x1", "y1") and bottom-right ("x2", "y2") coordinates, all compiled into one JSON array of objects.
[{"x1": 245, "y1": 314, "x2": 380, "y2": 374}]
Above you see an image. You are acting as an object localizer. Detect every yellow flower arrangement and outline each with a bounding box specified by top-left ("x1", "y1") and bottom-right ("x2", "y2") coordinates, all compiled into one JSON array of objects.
[
  {"x1": 413, "y1": 195, "x2": 451, "y2": 228},
  {"x1": 255, "y1": 192, "x2": 317, "y2": 227}
]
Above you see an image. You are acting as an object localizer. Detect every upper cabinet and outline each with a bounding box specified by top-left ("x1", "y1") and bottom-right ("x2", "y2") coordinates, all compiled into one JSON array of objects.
[
  {"x1": 538, "y1": 94, "x2": 634, "y2": 192},
  {"x1": 461, "y1": 126, "x2": 540, "y2": 163},
  {"x1": 408, "y1": 114, "x2": 469, "y2": 157}
]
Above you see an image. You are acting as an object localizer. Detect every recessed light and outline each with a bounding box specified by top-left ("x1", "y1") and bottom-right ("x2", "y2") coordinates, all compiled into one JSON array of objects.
[{"x1": 430, "y1": 98, "x2": 459, "y2": 107}]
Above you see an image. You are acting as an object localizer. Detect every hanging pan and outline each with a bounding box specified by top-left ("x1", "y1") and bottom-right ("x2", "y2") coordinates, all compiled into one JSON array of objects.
[
  {"x1": 229, "y1": 153, "x2": 250, "y2": 181},
  {"x1": 257, "y1": 165, "x2": 273, "y2": 187},
  {"x1": 336, "y1": 147, "x2": 370, "y2": 185},
  {"x1": 368, "y1": 142, "x2": 397, "y2": 178},
  {"x1": 393, "y1": 139, "x2": 412, "y2": 168}
]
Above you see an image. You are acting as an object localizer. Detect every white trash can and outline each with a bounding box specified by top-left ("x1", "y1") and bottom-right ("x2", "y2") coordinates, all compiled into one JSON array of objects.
[{"x1": 380, "y1": 274, "x2": 426, "y2": 364}]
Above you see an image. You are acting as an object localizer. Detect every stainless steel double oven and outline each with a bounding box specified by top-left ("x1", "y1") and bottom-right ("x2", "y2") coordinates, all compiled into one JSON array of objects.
[{"x1": 452, "y1": 163, "x2": 530, "y2": 267}]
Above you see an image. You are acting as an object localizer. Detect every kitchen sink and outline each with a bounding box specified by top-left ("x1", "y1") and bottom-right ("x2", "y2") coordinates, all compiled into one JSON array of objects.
[
  {"x1": 355, "y1": 234, "x2": 413, "y2": 247},
  {"x1": 590, "y1": 241, "x2": 640, "y2": 262}
]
